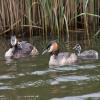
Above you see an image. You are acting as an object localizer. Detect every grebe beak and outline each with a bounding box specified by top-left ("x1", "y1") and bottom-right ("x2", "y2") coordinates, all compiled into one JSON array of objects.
[{"x1": 42, "y1": 49, "x2": 48, "y2": 55}]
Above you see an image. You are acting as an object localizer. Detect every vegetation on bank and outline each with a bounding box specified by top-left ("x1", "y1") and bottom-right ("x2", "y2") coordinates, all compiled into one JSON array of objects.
[{"x1": 0, "y1": 0, "x2": 100, "y2": 43}]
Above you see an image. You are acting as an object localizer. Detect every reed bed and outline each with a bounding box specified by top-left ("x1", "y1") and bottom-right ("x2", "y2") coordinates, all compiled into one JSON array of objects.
[{"x1": 0, "y1": 0, "x2": 100, "y2": 43}]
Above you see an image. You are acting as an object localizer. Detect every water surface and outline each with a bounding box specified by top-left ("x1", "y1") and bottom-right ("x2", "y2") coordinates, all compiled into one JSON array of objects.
[{"x1": 0, "y1": 38, "x2": 100, "y2": 100}]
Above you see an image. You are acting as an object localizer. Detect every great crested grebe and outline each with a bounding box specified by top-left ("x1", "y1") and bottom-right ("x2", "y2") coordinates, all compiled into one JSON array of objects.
[
  {"x1": 5, "y1": 35, "x2": 39, "y2": 60},
  {"x1": 42, "y1": 41, "x2": 77, "y2": 66},
  {"x1": 73, "y1": 44, "x2": 98, "y2": 60}
]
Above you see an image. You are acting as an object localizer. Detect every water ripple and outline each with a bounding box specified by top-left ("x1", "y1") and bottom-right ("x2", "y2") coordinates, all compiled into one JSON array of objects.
[
  {"x1": 15, "y1": 80, "x2": 45, "y2": 88},
  {"x1": 51, "y1": 97, "x2": 84, "y2": 100},
  {"x1": 53, "y1": 64, "x2": 96, "y2": 71},
  {"x1": 0, "y1": 86, "x2": 14, "y2": 90},
  {"x1": 51, "y1": 92, "x2": 100, "y2": 100},
  {"x1": 0, "y1": 74, "x2": 15, "y2": 80},
  {"x1": 55, "y1": 75, "x2": 89, "y2": 82},
  {"x1": 31, "y1": 69, "x2": 56, "y2": 75}
]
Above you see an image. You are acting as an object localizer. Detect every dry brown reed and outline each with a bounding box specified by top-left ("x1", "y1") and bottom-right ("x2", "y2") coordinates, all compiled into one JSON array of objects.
[{"x1": 0, "y1": 0, "x2": 99, "y2": 43}]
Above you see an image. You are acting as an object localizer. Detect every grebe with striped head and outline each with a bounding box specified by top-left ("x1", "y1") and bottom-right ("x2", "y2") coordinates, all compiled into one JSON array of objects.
[{"x1": 73, "y1": 44, "x2": 98, "y2": 60}]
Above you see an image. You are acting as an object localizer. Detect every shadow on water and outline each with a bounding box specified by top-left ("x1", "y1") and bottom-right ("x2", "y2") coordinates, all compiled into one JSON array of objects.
[{"x1": 0, "y1": 38, "x2": 100, "y2": 100}]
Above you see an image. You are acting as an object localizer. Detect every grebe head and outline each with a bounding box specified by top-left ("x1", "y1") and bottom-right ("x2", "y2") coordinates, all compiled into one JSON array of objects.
[
  {"x1": 5, "y1": 35, "x2": 17, "y2": 61},
  {"x1": 30, "y1": 46, "x2": 39, "y2": 56},
  {"x1": 11, "y1": 35, "x2": 23, "y2": 48},
  {"x1": 42, "y1": 41, "x2": 59, "y2": 55},
  {"x1": 73, "y1": 43, "x2": 81, "y2": 55},
  {"x1": 10, "y1": 35, "x2": 17, "y2": 47}
]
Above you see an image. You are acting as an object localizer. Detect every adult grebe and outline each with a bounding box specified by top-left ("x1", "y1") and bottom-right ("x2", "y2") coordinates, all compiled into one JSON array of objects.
[
  {"x1": 5, "y1": 35, "x2": 39, "y2": 60},
  {"x1": 42, "y1": 41, "x2": 77, "y2": 66}
]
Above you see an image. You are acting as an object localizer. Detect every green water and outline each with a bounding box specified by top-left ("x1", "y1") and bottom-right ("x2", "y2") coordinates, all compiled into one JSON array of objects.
[{"x1": 0, "y1": 38, "x2": 100, "y2": 100}]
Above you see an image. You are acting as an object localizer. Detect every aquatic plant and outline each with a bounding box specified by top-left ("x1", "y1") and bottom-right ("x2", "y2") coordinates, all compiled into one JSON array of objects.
[{"x1": 0, "y1": 0, "x2": 99, "y2": 43}]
